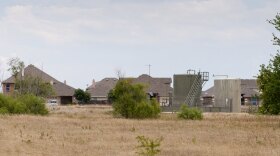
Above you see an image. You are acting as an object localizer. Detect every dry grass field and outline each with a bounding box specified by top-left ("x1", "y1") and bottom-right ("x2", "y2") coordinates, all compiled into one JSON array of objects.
[{"x1": 0, "y1": 105, "x2": 279, "y2": 156}]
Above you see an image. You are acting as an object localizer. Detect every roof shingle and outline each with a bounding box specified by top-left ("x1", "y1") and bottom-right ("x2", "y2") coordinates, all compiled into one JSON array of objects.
[
  {"x1": 87, "y1": 74, "x2": 172, "y2": 97},
  {"x1": 2, "y1": 64, "x2": 75, "y2": 97}
]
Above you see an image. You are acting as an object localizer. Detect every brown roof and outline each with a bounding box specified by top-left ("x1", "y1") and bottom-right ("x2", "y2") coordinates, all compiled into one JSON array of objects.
[
  {"x1": 202, "y1": 87, "x2": 215, "y2": 97},
  {"x1": 87, "y1": 78, "x2": 118, "y2": 97},
  {"x1": 131, "y1": 74, "x2": 172, "y2": 96},
  {"x1": 202, "y1": 79, "x2": 259, "y2": 98},
  {"x1": 87, "y1": 74, "x2": 172, "y2": 97},
  {"x1": 2, "y1": 64, "x2": 75, "y2": 97},
  {"x1": 240, "y1": 79, "x2": 259, "y2": 98}
]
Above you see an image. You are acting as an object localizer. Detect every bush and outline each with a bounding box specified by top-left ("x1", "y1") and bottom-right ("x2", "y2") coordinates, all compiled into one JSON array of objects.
[
  {"x1": 134, "y1": 99, "x2": 161, "y2": 119},
  {"x1": 108, "y1": 89, "x2": 116, "y2": 104},
  {"x1": 177, "y1": 104, "x2": 203, "y2": 120},
  {"x1": 112, "y1": 80, "x2": 161, "y2": 119},
  {"x1": 0, "y1": 107, "x2": 9, "y2": 114},
  {"x1": 74, "y1": 89, "x2": 91, "y2": 104},
  {"x1": 0, "y1": 94, "x2": 48, "y2": 115},
  {"x1": 18, "y1": 94, "x2": 48, "y2": 115},
  {"x1": 136, "y1": 135, "x2": 163, "y2": 156},
  {"x1": 0, "y1": 94, "x2": 25, "y2": 114}
]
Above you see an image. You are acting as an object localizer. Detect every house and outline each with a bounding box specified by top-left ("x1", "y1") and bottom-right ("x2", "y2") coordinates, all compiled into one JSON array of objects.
[
  {"x1": 86, "y1": 78, "x2": 118, "y2": 104},
  {"x1": 202, "y1": 79, "x2": 260, "y2": 106},
  {"x1": 2, "y1": 64, "x2": 76, "y2": 105},
  {"x1": 240, "y1": 79, "x2": 260, "y2": 105},
  {"x1": 201, "y1": 86, "x2": 215, "y2": 106},
  {"x1": 130, "y1": 74, "x2": 173, "y2": 106},
  {"x1": 86, "y1": 74, "x2": 173, "y2": 106}
]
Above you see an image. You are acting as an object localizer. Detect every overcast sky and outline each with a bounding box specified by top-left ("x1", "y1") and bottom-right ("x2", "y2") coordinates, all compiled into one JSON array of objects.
[{"x1": 0, "y1": 0, "x2": 279, "y2": 90}]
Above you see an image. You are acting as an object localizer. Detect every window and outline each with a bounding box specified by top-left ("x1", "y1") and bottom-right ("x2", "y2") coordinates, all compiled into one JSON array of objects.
[
  {"x1": 251, "y1": 98, "x2": 258, "y2": 105},
  {"x1": 6, "y1": 84, "x2": 10, "y2": 92}
]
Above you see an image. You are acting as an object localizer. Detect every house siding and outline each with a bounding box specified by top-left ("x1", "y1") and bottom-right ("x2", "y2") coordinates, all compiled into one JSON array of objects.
[{"x1": 2, "y1": 83, "x2": 15, "y2": 95}]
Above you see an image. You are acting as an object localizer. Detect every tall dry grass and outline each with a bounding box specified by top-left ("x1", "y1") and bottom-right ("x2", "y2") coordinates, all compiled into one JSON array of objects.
[{"x1": 0, "y1": 105, "x2": 279, "y2": 156}]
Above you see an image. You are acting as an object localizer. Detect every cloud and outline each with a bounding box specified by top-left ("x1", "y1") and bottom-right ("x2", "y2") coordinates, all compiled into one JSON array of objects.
[
  {"x1": 0, "y1": 0, "x2": 279, "y2": 89},
  {"x1": 0, "y1": 0, "x2": 279, "y2": 46},
  {"x1": 0, "y1": 5, "x2": 79, "y2": 44}
]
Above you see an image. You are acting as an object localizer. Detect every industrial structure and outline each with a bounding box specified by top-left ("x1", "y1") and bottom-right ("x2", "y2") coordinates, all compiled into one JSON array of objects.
[
  {"x1": 210, "y1": 79, "x2": 241, "y2": 112},
  {"x1": 202, "y1": 79, "x2": 260, "y2": 112},
  {"x1": 165, "y1": 69, "x2": 246, "y2": 113},
  {"x1": 164, "y1": 70, "x2": 209, "y2": 111}
]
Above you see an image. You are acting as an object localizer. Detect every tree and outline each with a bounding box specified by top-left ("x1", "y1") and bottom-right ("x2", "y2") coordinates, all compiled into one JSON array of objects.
[
  {"x1": 107, "y1": 89, "x2": 116, "y2": 104},
  {"x1": 8, "y1": 57, "x2": 25, "y2": 94},
  {"x1": 7, "y1": 57, "x2": 54, "y2": 97},
  {"x1": 8, "y1": 57, "x2": 25, "y2": 78},
  {"x1": 268, "y1": 13, "x2": 280, "y2": 46},
  {"x1": 258, "y1": 13, "x2": 280, "y2": 115},
  {"x1": 15, "y1": 75, "x2": 54, "y2": 97},
  {"x1": 74, "y1": 89, "x2": 91, "y2": 104},
  {"x1": 111, "y1": 80, "x2": 161, "y2": 119},
  {"x1": 74, "y1": 89, "x2": 85, "y2": 102},
  {"x1": 115, "y1": 69, "x2": 125, "y2": 79}
]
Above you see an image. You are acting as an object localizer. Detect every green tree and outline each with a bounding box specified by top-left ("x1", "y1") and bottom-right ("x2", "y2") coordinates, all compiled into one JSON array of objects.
[
  {"x1": 258, "y1": 13, "x2": 280, "y2": 114},
  {"x1": 112, "y1": 80, "x2": 161, "y2": 119},
  {"x1": 74, "y1": 89, "x2": 91, "y2": 104},
  {"x1": 269, "y1": 13, "x2": 280, "y2": 46},
  {"x1": 15, "y1": 75, "x2": 54, "y2": 97},
  {"x1": 84, "y1": 92, "x2": 91, "y2": 103},
  {"x1": 7, "y1": 58, "x2": 54, "y2": 97},
  {"x1": 8, "y1": 57, "x2": 25, "y2": 94},
  {"x1": 107, "y1": 89, "x2": 116, "y2": 104},
  {"x1": 8, "y1": 57, "x2": 25, "y2": 78}
]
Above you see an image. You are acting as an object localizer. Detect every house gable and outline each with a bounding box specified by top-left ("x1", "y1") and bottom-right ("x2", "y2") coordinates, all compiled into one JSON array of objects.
[{"x1": 2, "y1": 64, "x2": 75, "y2": 97}]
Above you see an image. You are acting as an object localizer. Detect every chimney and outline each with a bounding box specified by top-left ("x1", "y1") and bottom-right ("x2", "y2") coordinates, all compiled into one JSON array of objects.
[
  {"x1": 64, "y1": 80, "x2": 67, "y2": 84},
  {"x1": 92, "y1": 79, "x2": 96, "y2": 88},
  {"x1": 50, "y1": 80, "x2": 54, "y2": 85},
  {"x1": 21, "y1": 68, "x2": 24, "y2": 77}
]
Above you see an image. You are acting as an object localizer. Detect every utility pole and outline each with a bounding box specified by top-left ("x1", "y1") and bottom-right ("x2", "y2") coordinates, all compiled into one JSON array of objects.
[
  {"x1": 146, "y1": 64, "x2": 152, "y2": 93},
  {"x1": 146, "y1": 64, "x2": 152, "y2": 76}
]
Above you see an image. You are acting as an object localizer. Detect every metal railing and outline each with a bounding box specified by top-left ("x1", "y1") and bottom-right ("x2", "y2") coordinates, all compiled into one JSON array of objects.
[{"x1": 185, "y1": 71, "x2": 209, "y2": 107}]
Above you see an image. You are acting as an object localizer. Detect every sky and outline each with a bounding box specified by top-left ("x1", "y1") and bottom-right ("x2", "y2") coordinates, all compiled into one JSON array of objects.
[{"x1": 0, "y1": 0, "x2": 279, "y2": 90}]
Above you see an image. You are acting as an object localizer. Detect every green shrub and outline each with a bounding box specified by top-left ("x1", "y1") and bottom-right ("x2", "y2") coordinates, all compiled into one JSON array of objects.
[
  {"x1": 0, "y1": 94, "x2": 25, "y2": 114},
  {"x1": 134, "y1": 99, "x2": 161, "y2": 119},
  {"x1": 177, "y1": 104, "x2": 203, "y2": 120},
  {"x1": 0, "y1": 107, "x2": 9, "y2": 114},
  {"x1": 0, "y1": 94, "x2": 11, "y2": 109},
  {"x1": 136, "y1": 135, "x2": 163, "y2": 156},
  {"x1": 112, "y1": 80, "x2": 161, "y2": 119},
  {"x1": 18, "y1": 94, "x2": 48, "y2": 115},
  {"x1": 10, "y1": 101, "x2": 26, "y2": 114},
  {"x1": 74, "y1": 89, "x2": 91, "y2": 104},
  {"x1": 0, "y1": 94, "x2": 48, "y2": 115}
]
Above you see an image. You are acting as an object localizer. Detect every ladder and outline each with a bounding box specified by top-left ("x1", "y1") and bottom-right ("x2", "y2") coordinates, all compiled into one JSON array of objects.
[{"x1": 185, "y1": 72, "x2": 209, "y2": 107}]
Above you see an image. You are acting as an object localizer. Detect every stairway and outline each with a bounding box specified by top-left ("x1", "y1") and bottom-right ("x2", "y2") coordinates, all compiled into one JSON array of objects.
[{"x1": 185, "y1": 72, "x2": 209, "y2": 107}]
